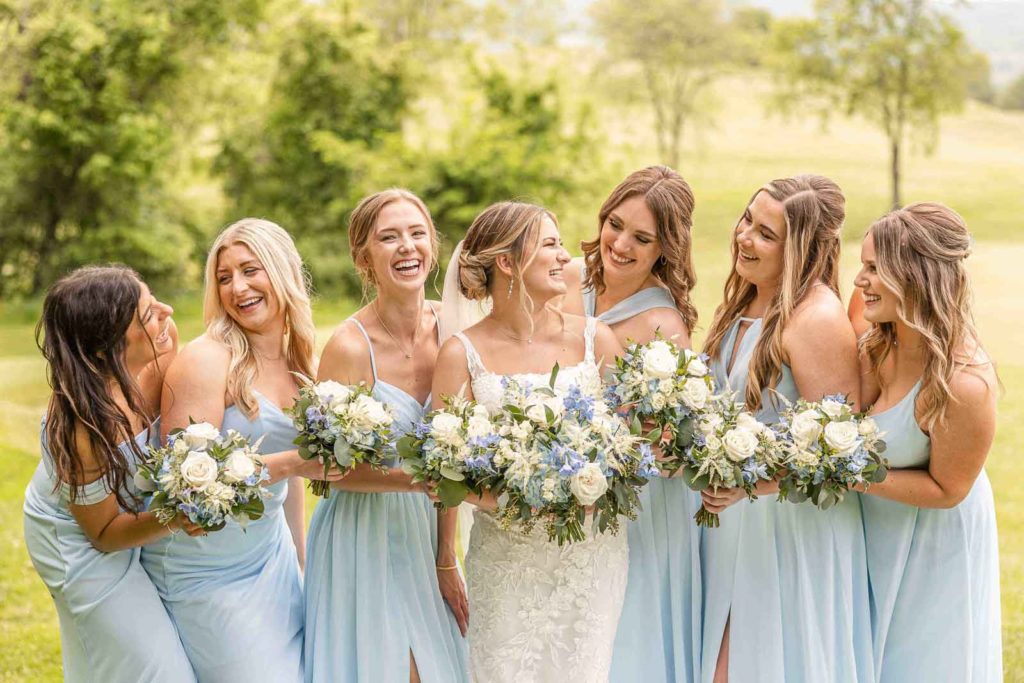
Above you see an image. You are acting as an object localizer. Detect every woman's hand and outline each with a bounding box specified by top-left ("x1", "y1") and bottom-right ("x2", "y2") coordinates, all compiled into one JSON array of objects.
[
  {"x1": 700, "y1": 486, "x2": 747, "y2": 514},
  {"x1": 437, "y1": 564, "x2": 469, "y2": 636},
  {"x1": 293, "y1": 455, "x2": 349, "y2": 483},
  {"x1": 168, "y1": 512, "x2": 206, "y2": 537}
]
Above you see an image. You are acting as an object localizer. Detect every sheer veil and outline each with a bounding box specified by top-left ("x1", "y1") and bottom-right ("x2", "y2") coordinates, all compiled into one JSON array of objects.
[
  {"x1": 438, "y1": 240, "x2": 490, "y2": 562},
  {"x1": 438, "y1": 240, "x2": 491, "y2": 342}
]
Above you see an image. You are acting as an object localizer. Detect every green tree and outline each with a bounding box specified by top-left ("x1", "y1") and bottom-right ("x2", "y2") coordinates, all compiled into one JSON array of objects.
[
  {"x1": 999, "y1": 72, "x2": 1024, "y2": 110},
  {"x1": 215, "y1": 12, "x2": 411, "y2": 293},
  {"x1": 773, "y1": 0, "x2": 976, "y2": 208},
  {"x1": 590, "y1": 0, "x2": 735, "y2": 169},
  {"x1": 0, "y1": 0, "x2": 264, "y2": 296}
]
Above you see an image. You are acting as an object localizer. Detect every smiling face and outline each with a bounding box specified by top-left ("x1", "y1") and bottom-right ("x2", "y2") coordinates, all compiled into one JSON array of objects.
[
  {"x1": 363, "y1": 200, "x2": 434, "y2": 293},
  {"x1": 519, "y1": 216, "x2": 571, "y2": 301},
  {"x1": 599, "y1": 195, "x2": 662, "y2": 280},
  {"x1": 734, "y1": 190, "x2": 787, "y2": 287},
  {"x1": 855, "y1": 231, "x2": 900, "y2": 324},
  {"x1": 124, "y1": 281, "x2": 174, "y2": 369},
  {"x1": 215, "y1": 242, "x2": 282, "y2": 332}
]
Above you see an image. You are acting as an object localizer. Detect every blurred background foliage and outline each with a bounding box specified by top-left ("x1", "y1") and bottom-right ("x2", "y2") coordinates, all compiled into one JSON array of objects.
[{"x1": 2, "y1": 0, "x2": 1019, "y2": 300}]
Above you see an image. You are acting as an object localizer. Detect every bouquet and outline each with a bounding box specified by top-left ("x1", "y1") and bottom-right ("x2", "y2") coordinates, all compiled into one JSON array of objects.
[
  {"x1": 776, "y1": 395, "x2": 888, "y2": 510},
  {"x1": 677, "y1": 397, "x2": 785, "y2": 528},
  {"x1": 289, "y1": 379, "x2": 395, "y2": 497},
  {"x1": 490, "y1": 368, "x2": 660, "y2": 545},
  {"x1": 135, "y1": 421, "x2": 271, "y2": 531},
  {"x1": 398, "y1": 394, "x2": 501, "y2": 509},
  {"x1": 609, "y1": 334, "x2": 716, "y2": 472}
]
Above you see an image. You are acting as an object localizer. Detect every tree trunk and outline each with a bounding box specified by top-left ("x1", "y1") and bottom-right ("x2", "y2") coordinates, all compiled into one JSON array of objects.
[{"x1": 890, "y1": 135, "x2": 901, "y2": 209}]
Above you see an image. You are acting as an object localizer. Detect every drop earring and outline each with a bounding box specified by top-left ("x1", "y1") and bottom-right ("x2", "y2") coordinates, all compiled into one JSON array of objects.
[{"x1": 507, "y1": 277, "x2": 514, "y2": 300}]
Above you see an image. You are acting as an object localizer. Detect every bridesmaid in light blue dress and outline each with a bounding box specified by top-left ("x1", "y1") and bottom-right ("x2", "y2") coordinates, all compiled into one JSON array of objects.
[
  {"x1": 563, "y1": 166, "x2": 702, "y2": 683},
  {"x1": 24, "y1": 265, "x2": 199, "y2": 682},
  {"x1": 303, "y1": 190, "x2": 469, "y2": 682},
  {"x1": 699, "y1": 176, "x2": 873, "y2": 683},
  {"x1": 853, "y1": 203, "x2": 1001, "y2": 682},
  {"x1": 142, "y1": 218, "x2": 334, "y2": 682}
]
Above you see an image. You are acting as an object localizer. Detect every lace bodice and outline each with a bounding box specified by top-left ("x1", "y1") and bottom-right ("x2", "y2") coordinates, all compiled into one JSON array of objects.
[{"x1": 454, "y1": 317, "x2": 602, "y2": 413}]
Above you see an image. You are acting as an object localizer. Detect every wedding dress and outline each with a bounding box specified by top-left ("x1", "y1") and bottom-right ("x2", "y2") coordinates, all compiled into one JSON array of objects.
[{"x1": 453, "y1": 318, "x2": 629, "y2": 683}]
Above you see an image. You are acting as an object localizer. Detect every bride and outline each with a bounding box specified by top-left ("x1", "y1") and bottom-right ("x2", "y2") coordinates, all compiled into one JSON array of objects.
[{"x1": 431, "y1": 201, "x2": 627, "y2": 683}]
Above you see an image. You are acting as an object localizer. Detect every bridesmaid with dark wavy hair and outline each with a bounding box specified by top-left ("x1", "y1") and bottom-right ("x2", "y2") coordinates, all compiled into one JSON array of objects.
[{"x1": 23, "y1": 264, "x2": 201, "y2": 683}]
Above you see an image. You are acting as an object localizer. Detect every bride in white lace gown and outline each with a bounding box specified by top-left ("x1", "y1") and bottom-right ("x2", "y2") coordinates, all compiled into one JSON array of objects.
[{"x1": 432, "y1": 201, "x2": 630, "y2": 683}]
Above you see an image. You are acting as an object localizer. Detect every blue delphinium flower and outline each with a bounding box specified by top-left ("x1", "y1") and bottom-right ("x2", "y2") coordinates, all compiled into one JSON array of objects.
[
  {"x1": 563, "y1": 384, "x2": 595, "y2": 421},
  {"x1": 637, "y1": 443, "x2": 659, "y2": 479}
]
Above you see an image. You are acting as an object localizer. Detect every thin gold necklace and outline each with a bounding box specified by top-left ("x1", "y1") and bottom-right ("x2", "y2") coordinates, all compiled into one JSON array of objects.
[{"x1": 373, "y1": 302, "x2": 418, "y2": 359}]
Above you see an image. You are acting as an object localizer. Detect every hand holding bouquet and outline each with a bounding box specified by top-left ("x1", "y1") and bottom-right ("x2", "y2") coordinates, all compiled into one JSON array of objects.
[
  {"x1": 678, "y1": 397, "x2": 785, "y2": 527},
  {"x1": 776, "y1": 395, "x2": 888, "y2": 509},
  {"x1": 135, "y1": 422, "x2": 271, "y2": 532},
  {"x1": 491, "y1": 369, "x2": 659, "y2": 545},
  {"x1": 289, "y1": 379, "x2": 395, "y2": 497},
  {"x1": 398, "y1": 394, "x2": 501, "y2": 509},
  {"x1": 609, "y1": 334, "x2": 716, "y2": 473}
]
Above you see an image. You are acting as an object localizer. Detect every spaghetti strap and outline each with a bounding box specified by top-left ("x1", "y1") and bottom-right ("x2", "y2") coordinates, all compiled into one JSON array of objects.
[
  {"x1": 427, "y1": 301, "x2": 441, "y2": 345},
  {"x1": 453, "y1": 331, "x2": 486, "y2": 379},
  {"x1": 348, "y1": 318, "x2": 379, "y2": 382},
  {"x1": 583, "y1": 316, "x2": 597, "y2": 363}
]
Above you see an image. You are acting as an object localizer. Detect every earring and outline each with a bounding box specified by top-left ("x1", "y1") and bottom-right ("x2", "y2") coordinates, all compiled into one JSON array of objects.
[
  {"x1": 658, "y1": 255, "x2": 668, "y2": 266},
  {"x1": 507, "y1": 277, "x2": 514, "y2": 300}
]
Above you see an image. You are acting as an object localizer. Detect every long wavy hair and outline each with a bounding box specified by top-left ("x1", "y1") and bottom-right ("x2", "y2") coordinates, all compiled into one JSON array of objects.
[
  {"x1": 581, "y1": 165, "x2": 698, "y2": 331},
  {"x1": 704, "y1": 175, "x2": 845, "y2": 410},
  {"x1": 36, "y1": 265, "x2": 152, "y2": 511},
  {"x1": 203, "y1": 219, "x2": 316, "y2": 418},
  {"x1": 458, "y1": 201, "x2": 560, "y2": 335},
  {"x1": 861, "y1": 202, "x2": 988, "y2": 430}
]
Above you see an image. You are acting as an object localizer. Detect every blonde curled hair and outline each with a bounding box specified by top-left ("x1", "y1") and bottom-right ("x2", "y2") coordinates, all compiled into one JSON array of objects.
[
  {"x1": 581, "y1": 165, "x2": 698, "y2": 331},
  {"x1": 861, "y1": 202, "x2": 988, "y2": 431},
  {"x1": 203, "y1": 218, "x2": 316, "y2": 419},
  {"x1": 348, "y1": 188, "x2": 439, "y2": 295},
  {"x1": 458, "y1": 201, "x2": 559, "y2": 327},
  {"x1": 704, "y1": 174, "x2": 845, "y2": 411}
]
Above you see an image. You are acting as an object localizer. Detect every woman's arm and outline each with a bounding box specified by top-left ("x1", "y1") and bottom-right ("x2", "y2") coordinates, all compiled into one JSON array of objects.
[
  {"x1": 612, "y1": 307, "x2": 691, "y2": 351},
  {"x1": 592, "y1": 320, "x2": 625, "y2": 374},
  {"x1": 139, "y1": 318, "x2": 180, "y2": 414},
  {"x1": 430, "y1": 337, "x2": 474, "y2": 636},
  {"x1": 68, "y1": 427, "x2": 202, "y2": 552},
  {"x1": 863, "y1": 369, "x2": 996, "y2": 509},
  {"x1": 284, "y1": 476, "x2": 306, "y2": 570},
  {"x1": 784, "y1": 292, "x2": 861, "y2": 409},
  {"x1": 556, "y1": 258, "x2": 587, "y2": 316}
]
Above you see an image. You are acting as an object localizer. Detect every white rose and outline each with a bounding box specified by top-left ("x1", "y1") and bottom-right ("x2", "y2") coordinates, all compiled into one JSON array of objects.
[
  {"x1": 467, "y1": 415, "x2": 493, "y2": 440},
  {"x1": 820, "y1": 399, "x2": 845, "y2": 419},
  {"x1": 181, "y1": 422, "x2": 221, "y2": 450},
  {"x1": 349, "y1": 394, "x2": 392, "y2": 428},
  {"x1": 511, "y1": 421, "x2": 534, "y2": 441},
  {"x1": 722, "y1": 428, "x2": 759, "y2": 463},
  {"x1": 222, "y1": 449, "x2": 257, "y2": 483},
  {"x1": 179, "y1": 451, "x2": 218, "y2": 490},
  {"x1": 526, "y1": 395, "x2": 564, "y2": 424},
  {"x1": 680, "y1": 377, "x2": 710, "y2": 410},
  {"x1": 651, "y1": 393, "x2": 667, "y2": 411},
  {"x1": 699, "y1": 413, "x2": 723, "y2": 436},
  {"x1": 858, "y1": 417, "x2": 879, "y2": 438},
  {"x1": 172, "y1": 438, "x2": 190, "y2": 456},
  {"x1": 313, "y1": 380, "x2": 352, "y2": 409},
  {"x1": 472, "y1": 404, "x2": 491, "y2": 420},
  {"x1": 430, "y1": 412, "x2": 464, "y2": 446},
  {"x1": 642, "y1": 341, "x2": 678, "y2": 380},
  {"x1": 569, "y1": 462, "x2": 609, "y2": 505},
  {"x1": 685, "y1": 351, "x2": 708, "y2": 377},
  {"x1": 823, "y1": 421, "x2": 860, "y2": 454},
  {"x1": 791, "y1": 449, "x2": 822, "y2": 468},
  {"x1": 704, "y1": 434, "x2": 723, "y2": 453},
  {"x1": 790, "y1": 410, "x2": 823, "y2": 449},
  {"x1": 735, "y1": 412, "x2": 766, "y2": 434}
]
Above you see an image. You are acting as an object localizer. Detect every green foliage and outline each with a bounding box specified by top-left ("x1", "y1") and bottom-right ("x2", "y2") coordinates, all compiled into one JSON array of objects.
[
  {"x1": 0, "y1": 0, "x2": 263, "y2": 297},
  {"x1": 1000, "y1": 72, "x2": 1024, "y2": 111},
  {"x1": 964, "y1": 51, "x2": 996, "y2": 105},
  {"x1": 772, "y1": 0, "x2": 977, "y2": 207},
  {"x1": 590, "y1": 0, "x2": 736, "y2": 168}
]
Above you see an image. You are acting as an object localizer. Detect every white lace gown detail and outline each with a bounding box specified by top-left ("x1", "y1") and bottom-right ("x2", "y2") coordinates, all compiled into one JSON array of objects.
[{"x1": 454, "y1": 319, "x2": 629, "y2": 683}]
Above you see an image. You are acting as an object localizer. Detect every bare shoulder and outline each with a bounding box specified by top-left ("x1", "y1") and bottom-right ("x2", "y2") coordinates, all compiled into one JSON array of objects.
[
  {"x1": 630, "y1": 307, "x2": 690, "y2": 345},
  {"x1": 436, "y1": 333, "x2": 471, "y2": 368},
  {"x1": 785, "y1": 286, "x2": 852, "y2": 342},
  {"x1": 166, "y1": 334, "x2": 230, "y2": 385},
  {"x1": 565, "y1": 258, "x2": 585, "y2": 287},
  {"x1": 948, "y1": 363, "x2": 998, "y2": 410},
  {"x1": 319, "y1": 320, "x2": 372, "y2": 383}
]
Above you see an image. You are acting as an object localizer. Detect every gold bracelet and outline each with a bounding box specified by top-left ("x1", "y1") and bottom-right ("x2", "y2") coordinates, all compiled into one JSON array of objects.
[{"x1": 436, "y1": 563, "x2": 458, "y2": 571}]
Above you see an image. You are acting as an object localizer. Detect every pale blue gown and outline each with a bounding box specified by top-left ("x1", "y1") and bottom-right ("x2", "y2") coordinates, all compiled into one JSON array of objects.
[
  {"x1": 862, "y1": 380, "x2": 1001, "y2": 682},
  {"x1": 581, "y1": 278, "x2": 702, "y2": 683},
  {"x1": 23, "y1": 417, "x2": 197, "y2": 683},
  {"x1": 701, "y1": 317, "x2": 874, "y2": 683},
  {"x1": 303, "y1": 314, "x2": 469, "y2": 683},
  {"x1": 142, "y1": 397, "x2": 304, "y2": 683}
]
